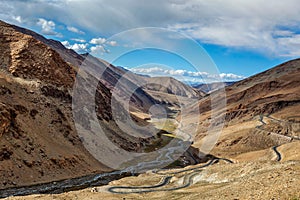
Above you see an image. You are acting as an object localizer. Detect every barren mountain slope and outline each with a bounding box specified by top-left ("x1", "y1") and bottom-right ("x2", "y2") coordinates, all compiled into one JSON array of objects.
[
  {"x1": 99, "y1": 62, "x2": 205, "y2": 100},
  {"x1": 28, "y1": 59, "x2": 300, "y2": 200},
  {"x1": 0, "y1": 20, "x2": 157, "y2": 189},
  {"x1": 0, "y1": 20, "x2": 106, "y2": 189},
  {"x1": 2, "y1": 20, "x2": 158, "y2": 113},
  {"x1": 190, "y1": 58, "x2": 300, "y2": 158},
  {"x1": 141, "y1": 76, "x2": 203, "y2": 99},
  {"x1": 0, "y1": 20, "x2": 206, "y2": 191},
  {"x1": 192, "y1": 81, "x2": 235, "y2": 93}
]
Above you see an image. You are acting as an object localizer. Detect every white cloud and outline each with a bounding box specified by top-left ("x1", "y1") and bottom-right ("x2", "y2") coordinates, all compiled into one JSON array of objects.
[
  {"x1": 12, "y1": 15, "x2": 22, "y2": 23},
  {"x1": 276, "y1": 34, "x2": 300, "y2": 56},
  {"x1": 67, "y1": 26, "x2": 85, "y2": 34},
  {"x1": 220, "y1": 73, "x2": 244, "y2": 80},
  {"x1": 62, "y1": 39, "x2": 111, "y2": 54},
  {"x1": 90, "y1": 37, "x2": 106, "y2": 45},
  {"x1": 90, "y1": 45, "x2": 110, "y2": 54},
  {"x1": 37, "y1": 18, "x2": 57, "y2": 35},
  {"x1": 61, "y1": 41, "x2": 88, "y2": 52},
  {"x1": 130, "y1": 67, "x2": 245, "y2": 83},
  {"x1": 273, "y1": 30, "x2": 294, "y2": 37},
  {"x1": 2, "y1": 0, "x2": 300, "y2": 57},
  {"x1": 107, "y1": 40, "x2": 117, "y2": 46},
  {"x1": 0, "y1": 2, "x2": 21, "y2": 25},
  {"x1": 89, "y1": 38, "x2": 116, "y2": 54},
  {"x1": 71, "y1": 38, "x2": 86, "y2": 43},
  {"x1": 71, "y1": 43, "x2": 88, "y2": 52},
  {"x1": 187, "y1": 71, "x2": 209, "y2": 77},
  {"x1": 61, "y1": 40, "x2": 70, "y2": 47},
  {"x1": 130, "y1": 67, "x2": 165, "y2": 74}
]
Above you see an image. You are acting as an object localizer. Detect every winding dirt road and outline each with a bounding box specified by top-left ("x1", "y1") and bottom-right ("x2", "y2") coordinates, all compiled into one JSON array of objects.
[
  {"x1": 256, "y1": 114, "x2": 296, "y2": 162},
  {"x1": 3, "y1": 114, "x2": 293, "y2": 197},
  {"x1": 257, "y1": 114, "x2": 300, "y2": 141},
  {"x1": 107, "y1": 157, "x2": 233, "y2": 194},
  {"x1": 272, "y1": 146, "x2": 282, "y2": 161},
  {"x1": 106, "y1": 114, "x2": 300, "y2": 195}
]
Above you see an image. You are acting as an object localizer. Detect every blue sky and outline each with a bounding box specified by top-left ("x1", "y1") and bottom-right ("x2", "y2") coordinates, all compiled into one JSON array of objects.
[{"x1": 1, "y1": 0, "x2": 300, "y2": 83}]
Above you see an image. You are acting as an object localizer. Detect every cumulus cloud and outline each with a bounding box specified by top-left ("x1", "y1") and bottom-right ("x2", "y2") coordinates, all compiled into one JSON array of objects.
[
  {"x1": 71, "y1": 38, "x2": 86, "y2": 43},
  {"x1": 62, "y1": 38, "x2": 112, "y2": 54},
  {"x1": 90, "y1": 38, "x2": 106, "y2": 45},
  {"x1": 67, "y1": 26, "x2": 85, "y2": 34},
  {"x1": 2, "y1": 0, "x2": 300, "y2": 56},
  {"x1": 37, "y1": 18, "x2": 57, "y2": 35},
  {"x1": 89, "y1": 38, "x2": 117, "y2": 54},
  {"x1": 219, "y1": 73, "x2": 244, "y2": 80},
  {"x1": 61, "y1": 41, "x2": 70, "y2": 47},
  {"x1": 130, "y1": 67, "x2": 245, "y2": 83},
  {"x1": 62, "y1": 41, "x2": 88, "y2": 52},
  {"x1": 71, "y1": 43, "x2": 88, "y2": 52},
  {"x1": 90, "y1": 45, "x2": 110, "y2": 54}
]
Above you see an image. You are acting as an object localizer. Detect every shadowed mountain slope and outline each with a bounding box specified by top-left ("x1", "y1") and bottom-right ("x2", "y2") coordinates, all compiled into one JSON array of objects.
[{"x1": 0, "y1": 20, "x2": 159, "y2": 189}]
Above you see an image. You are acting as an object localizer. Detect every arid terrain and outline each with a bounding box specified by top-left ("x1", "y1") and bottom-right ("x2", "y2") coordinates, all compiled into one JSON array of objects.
[
  {"x1": 0, "y1": 20, "x2": 202, "y2": 193},
  {"x1": 7, "y1": 142, "x2": 300, "y2": 200},
  {"x1": 0, "y1": 19, "x2": 300, "y2": 200}
]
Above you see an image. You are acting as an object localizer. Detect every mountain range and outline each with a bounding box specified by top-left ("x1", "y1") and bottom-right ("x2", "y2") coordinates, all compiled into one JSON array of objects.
[
  {"x1": 0, "y1": 20, "x2": 203, "y2": 190},
  {"x1": 0, "y1": 20, "x2": 299, "y2": 199}
]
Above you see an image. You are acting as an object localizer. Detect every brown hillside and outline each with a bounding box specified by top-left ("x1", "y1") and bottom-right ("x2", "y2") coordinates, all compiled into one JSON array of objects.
[
  {"x1": 188, "y1": 58, "x2": 300, "y2": 158},
  {"x1": 0, "y1": 20, "x2": 154, "y2": 189}
]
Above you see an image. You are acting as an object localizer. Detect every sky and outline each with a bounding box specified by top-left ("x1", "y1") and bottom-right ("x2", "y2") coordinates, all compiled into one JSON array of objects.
[{"x1": 1, "y1": 0, "x2": 300, "y2": 83}]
